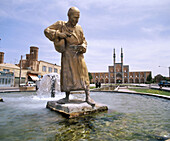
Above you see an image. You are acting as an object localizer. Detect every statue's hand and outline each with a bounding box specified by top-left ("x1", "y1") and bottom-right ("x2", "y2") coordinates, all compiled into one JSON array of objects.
[
  {"x1": 58, "y1": 33, "x2": 67, "y2": 39},
  {"x1": 58, "y1": 31, "x2": 71, "y2": 39},
  {"x1": 77, "y1": 45, "x2": 86, "y2": 53}
]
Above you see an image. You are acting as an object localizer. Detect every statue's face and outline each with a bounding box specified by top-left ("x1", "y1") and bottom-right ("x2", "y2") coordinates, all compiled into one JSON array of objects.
[{"x1": 69, "y1": 12, "x2": 80, "y2": 27}]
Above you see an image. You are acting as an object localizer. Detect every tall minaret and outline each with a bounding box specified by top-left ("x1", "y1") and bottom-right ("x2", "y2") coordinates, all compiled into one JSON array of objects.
[
  {"x1": 113, "y1": 48, "x2": 116, "y2": 84},
  {"x1": 121, "y1": 48, "x2": 123, "y2": 64},
  {"x1": 121, "y1": 48, "x2": 124, "y2": 83},
  {"x1": 113, "y1": 48, "x2": 116, "y2": 65}
]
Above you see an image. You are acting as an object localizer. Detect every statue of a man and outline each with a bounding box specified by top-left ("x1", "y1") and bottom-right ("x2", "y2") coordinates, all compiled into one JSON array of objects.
[{"x1": 44, "y1": 7, "x2": 95, "y2": 106}]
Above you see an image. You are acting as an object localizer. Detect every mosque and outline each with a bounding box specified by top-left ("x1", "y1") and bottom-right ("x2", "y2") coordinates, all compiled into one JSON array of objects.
[{"x1": 90, "y1": 48, "x2": 151, "y2": 84}]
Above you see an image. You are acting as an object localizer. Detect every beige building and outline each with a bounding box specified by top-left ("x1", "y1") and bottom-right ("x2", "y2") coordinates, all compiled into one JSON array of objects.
[
  {"x1": 0, "y1": 63, "x2": 18, "y2": 87},
  {"x1": 90, "y1": 48, "x2": 151, "y2": 84},
  {"x1": 18, "y1": 46, "x2": 61, "y2": 83},
  {"x1": 0, "y1": 52, "x2": 27, "y2": 87},
  {"x1": 0, "y1": 47, "x2": 61, "y2": 87}
]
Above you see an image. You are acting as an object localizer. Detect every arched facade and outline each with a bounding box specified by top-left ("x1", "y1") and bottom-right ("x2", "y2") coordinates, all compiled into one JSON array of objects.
[{"x1": 90, "y1": 48, "x2": 151, "y2": 84}]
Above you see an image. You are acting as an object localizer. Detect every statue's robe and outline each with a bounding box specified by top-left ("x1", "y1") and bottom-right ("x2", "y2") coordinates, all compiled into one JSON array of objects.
[{"x1": 44, "y1": 21, "x2": 90, "y2": 92}]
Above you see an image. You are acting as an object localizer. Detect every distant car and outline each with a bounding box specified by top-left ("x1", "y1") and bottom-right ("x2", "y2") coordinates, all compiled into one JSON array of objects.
[
  {"x1": 158, "y1": 80, "x2": 170, "y2": 87},
  {"x1": 27, "y1": 81, "x2": 36, "y2": 87},
  {"x1": 20, "y1": 81, "x2": 36, "y2": 87},
  {"x1": 20, "y1": 83, "x2": 27, "y2": 87}
]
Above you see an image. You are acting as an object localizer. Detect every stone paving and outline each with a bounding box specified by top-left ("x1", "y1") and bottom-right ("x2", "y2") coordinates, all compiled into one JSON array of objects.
[{"x1": 117, "y1": 87, "x2": 136, "y2": 93}]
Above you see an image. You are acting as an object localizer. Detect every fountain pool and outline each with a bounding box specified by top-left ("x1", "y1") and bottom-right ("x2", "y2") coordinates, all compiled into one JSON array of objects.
[{"x1": 0, "y1": 92, "x2": 169, "y2": 141}]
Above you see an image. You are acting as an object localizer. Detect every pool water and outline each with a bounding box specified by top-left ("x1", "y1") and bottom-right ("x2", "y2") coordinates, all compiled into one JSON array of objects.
[{"x1": 0, "y1": 92, "x2": 169, "y2": 141}]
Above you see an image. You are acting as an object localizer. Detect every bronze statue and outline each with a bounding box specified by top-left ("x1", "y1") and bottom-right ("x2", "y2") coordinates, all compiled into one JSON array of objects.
[{"x1": 44, "y1": 7, "x2": 95, "y2": 106}]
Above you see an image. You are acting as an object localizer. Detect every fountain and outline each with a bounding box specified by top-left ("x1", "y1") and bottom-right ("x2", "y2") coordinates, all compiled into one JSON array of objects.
[
  {"x1": 0, "y1": 91, "x2": 169, "y2": 140},
  {"x1": 50, "y1": 75, "x2": 56, "y2": 98},
  {"x1": 0, "y1": 73, "x2": 169, "y2": 140},
  {"x1": 1, "y1": 72, "x2": 169, "y2": 141},
  {"x1": 36, "y1": 73, "x2": 61, "y2": 98}
]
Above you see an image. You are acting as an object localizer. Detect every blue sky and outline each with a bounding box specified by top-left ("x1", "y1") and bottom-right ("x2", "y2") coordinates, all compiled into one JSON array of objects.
[{"x1": 0, "y1": 0, "x2": 170, "y2": 77}]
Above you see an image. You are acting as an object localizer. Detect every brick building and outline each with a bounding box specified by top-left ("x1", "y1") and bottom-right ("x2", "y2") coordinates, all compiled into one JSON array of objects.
[
  {"x1": 0, "y1": 47, "x2": 61, "y2": 87},
  {"x1": 18, "y1": 46, "x2": 61, "y2": 82},
  {"x1": 90, "y1": 48, "x2": 151, "y2": 84}
]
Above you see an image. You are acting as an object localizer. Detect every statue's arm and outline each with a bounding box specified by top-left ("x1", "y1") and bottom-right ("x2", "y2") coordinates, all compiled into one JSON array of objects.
[
  {"x1": 78, "y1": 26, "x2": 87, "y2": 54},
  {"x1": 44, "y1": 21, "x2": 67, "y2": 53},
  {"x1": 44, "y1": 21, "x2": 63, "y2": 41}
]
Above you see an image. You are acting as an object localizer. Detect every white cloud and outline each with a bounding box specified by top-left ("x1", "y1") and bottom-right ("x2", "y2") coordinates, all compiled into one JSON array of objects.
[{"x1": 141, "y1": 25, "x2": 170, "y2": 37}]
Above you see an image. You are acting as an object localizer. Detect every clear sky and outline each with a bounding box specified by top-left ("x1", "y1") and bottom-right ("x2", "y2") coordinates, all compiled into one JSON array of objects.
[{"x1": 0, "y1": 0, "x2": 170, "y2": 77}]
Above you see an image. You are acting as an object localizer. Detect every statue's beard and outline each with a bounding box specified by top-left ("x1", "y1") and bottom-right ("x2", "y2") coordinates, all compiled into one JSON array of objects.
[{"x1": 71, "y1": 22, "x2": 77, "y2": 27}]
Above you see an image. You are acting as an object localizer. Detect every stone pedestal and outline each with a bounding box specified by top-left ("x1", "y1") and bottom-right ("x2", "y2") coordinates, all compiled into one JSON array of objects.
[{"x1": 46, "y1": 99, "x2": 108, "y2": 118}]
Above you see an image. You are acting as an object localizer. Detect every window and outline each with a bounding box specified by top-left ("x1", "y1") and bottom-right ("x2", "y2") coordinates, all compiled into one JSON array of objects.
[
  {"x1": 2, "y1": 78, "x2": 4, "y2": 84},
  {"x1": 42, "y1": 66, "x2": 46, "y2": 72},
  {"x1": 54, "y1": 68, "x2": 58, "y2": 73},
  {"x1": 3, "y1": 69, "x2": 9, "y2": 72},
  {"x1": 8, "y1": 79, "x2": 11, "y2": 84},
  {"x1": 5, "y1": 79, "x2": 7, "y2": 84},
  {"x1": 48, "y1": 67, "x2": 52, "y2": 73}
]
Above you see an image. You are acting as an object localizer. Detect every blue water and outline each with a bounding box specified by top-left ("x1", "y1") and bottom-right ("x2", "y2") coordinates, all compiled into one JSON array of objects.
[{"x1": 0, "y1": 92, "x2": 169, "y2": 141}]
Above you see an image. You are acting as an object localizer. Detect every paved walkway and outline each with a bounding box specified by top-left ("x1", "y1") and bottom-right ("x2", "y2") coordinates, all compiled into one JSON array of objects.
[
  {"x1": 0, "y1": 87, "x2": 20, "y2": 92},
  {"x1": 116, "y1": 86, "x2": 170, "y2": 100},
  {"x1": 117, "y1": 87, "x2": 136, "y2": 93},
  {"x1": 0, "y1": 87, "x2": 36, "y2": 93},
  {"x1": 91, "y1": 85, "x2": 170, "y2": 100},
  {"x1": 134, "y1": 84, "x2": 170, "y2": 92}
]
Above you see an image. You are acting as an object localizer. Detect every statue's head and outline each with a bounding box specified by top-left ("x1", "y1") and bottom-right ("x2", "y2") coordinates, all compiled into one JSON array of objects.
[{"x1": 67, "y1": 7, "x2": 80, "y2": 27}]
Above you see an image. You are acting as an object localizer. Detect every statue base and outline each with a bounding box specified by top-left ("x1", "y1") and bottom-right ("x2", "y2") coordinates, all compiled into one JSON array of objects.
[{"x1": 46, "y1": 99, "x2": 108, "y2": 118}]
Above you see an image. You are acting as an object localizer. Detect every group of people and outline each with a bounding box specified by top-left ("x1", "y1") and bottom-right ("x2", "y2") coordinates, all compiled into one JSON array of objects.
[{"x1": 95, "y1": 81, "x2": 101, "y2": 88}]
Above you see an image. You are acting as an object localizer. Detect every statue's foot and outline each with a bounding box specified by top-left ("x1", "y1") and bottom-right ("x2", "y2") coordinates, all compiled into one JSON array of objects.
[
  {"x1": 86, "y1": 97, "x2": 95, "y2": 107},
  {"x1": 57, "y1": 98, "x2": 69, "y2": 104},
  {"x1": 64, "y1": 97, "x2": 69, "y2": 102},
  {"x1": 87, "y1": 101, "x2": 95, "y2": 107}
]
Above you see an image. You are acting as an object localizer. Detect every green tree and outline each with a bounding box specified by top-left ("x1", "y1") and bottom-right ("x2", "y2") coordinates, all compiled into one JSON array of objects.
[
  {"x1": 153, "y1": 74, "x2": 164, "y2": 83},
  {"x1": 88, "y1": 72, "x2": 93, "y2": 84},
  {"x1": 146, "y1": 72, "x2": 152, "y2": 83}
]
